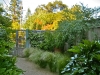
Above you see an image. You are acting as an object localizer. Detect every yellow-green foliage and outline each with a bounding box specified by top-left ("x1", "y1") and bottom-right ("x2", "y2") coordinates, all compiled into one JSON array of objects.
[{"x1": 11, "y1": 22, "x2": 20, "y2": 30}]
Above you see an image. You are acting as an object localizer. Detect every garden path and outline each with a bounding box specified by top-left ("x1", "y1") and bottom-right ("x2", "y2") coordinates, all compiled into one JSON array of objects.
[{"x1": 16, "y1": 57, "x2": 58, "y2": 75}]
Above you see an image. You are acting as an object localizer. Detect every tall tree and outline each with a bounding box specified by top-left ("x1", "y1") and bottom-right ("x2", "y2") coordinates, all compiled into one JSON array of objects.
[
  {"x1": 23, "y1": 10, "x2": 65, "y2": 30},
  {"x1": 0, "y1": 3, "x2": 4, "y2": 15},
  {"x1": 25, "y1": 8, "x2": 31, "y2": 20},
  {"x1": 57, "y1": 4, "x2": 100, "y2": 47},
  {"x1": 9, "y1": 0, "x2": 23, "y2": 29},
  {"x1": 35, "y1": 0, "x2": 67, "y2": 13},
  {"x1": 0, "y1": 3, "x2": 12, "y2": 27},
  {"x1": 24, "y1": 0, "x2": 68, "y2": 30}
]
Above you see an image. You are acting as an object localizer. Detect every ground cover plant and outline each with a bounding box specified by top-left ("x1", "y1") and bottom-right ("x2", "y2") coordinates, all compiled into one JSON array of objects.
[{"x1": 23, "y1": 47, "x2": 70, "y2": 75}]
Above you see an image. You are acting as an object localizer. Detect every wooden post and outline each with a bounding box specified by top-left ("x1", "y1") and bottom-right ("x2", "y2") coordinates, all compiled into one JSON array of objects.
[{"x1": 64, "y1": 42, "x2": 69, "y2": 52}]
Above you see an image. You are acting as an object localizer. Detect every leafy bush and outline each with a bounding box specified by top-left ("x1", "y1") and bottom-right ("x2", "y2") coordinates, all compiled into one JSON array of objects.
[
  {"x1": 40, "y1": 51, "x2": 56, "y2": 71},
  {"x1": 28, "y1": 31, "x2": 55, "y2": 52},
  {"x1": 0, "y1": 27, "x2": 23, "y2": 75},
  {"x1": 28, "y1": 30, "x2": 68, "y2": 53},
  {"x1": 38, "y1": 59, "x2": 47, "y2": 68},
  {"x1": 56, "y1": 5, "x2": 100, "y2": 48},
  {"x1": 40, "y1": 51, "x2": 55, "y2": 63},
  {"x1": 39, "y1": 31, "x2": 55, "y2": 52},
  {"x1": 56, "y1": 54, "x2": 70, "y2": 75},
  {"x1": 54, "y1": 31, "x2": 67, "y2": 52},
  {"x1": 23, "y1": 47, "x2": 39, "y2": 57},
  {"x1": 0, "y1": 55, "x2": 23, "y2": 75},
  {"x1": 29, "y1": 49, "x2": 43, "y2": 63},
  {"x1": 23, "y1": 48, "x2": 30, "y2": 57},
  {"x1": 61, "y1": 40, "x2": 100, "y2": 75},
  {"x1": 28, "y1": 31, "x2": 44, "y2": 47}
]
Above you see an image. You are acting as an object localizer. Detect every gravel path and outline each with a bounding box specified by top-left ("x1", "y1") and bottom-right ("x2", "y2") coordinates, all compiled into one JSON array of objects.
[{"x1": 16, "y1": 57, "x2": 58, "y2": 75}]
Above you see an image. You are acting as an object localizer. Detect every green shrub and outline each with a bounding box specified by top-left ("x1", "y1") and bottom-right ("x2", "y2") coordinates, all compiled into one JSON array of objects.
[
  {"x1": 29, "y1": 49, "x2": 48, "y2": 68},
  {"x1": 25, "y1": 47, "x2": 70, "y2": 74},
  {"x1": 40, "y1": 51, "x2": 56, "y2": 71},
  {"x1": 29, "y1": 49, "x2": 43, "y2": 64},
  {"x1": 39, "y1": 31, "x2": 55, "y2": 52},
  {"x1": 23, "y1": 47, "x2": 39, "y2": 57},
  {"x1": 61, "y1": 40, "x2": 100, "y2": 75},
  {"x1": 29, "y1": 48, "x2": 41, "y2": 54},
  {"x1": 0, "y1": 55, "x2": 23, "y2": 75},
  {"x1": 28, "y1": 31, "x2": 67, "y2": 53},
  {"x1": 28, "y1": 31, "x2": 44, "y2": 48},
  {"x1": 40, "y1": 52, "x2": 70, "y2": 73},
  {"x1": 23, "y1": 48, "x2": 30, "y2": 57},
  {"x1": 56, "y1": 55, "x2": 70, "y2": 75},
  {"x1": 38, "y1": 60, "x2": 47, "y2": 68},
  {"x1": 40, "y1": 51, "x2": 55, "y2": 63},
  {"x1": 0, "y1": 27, "x2": 23, "y2": 75}
]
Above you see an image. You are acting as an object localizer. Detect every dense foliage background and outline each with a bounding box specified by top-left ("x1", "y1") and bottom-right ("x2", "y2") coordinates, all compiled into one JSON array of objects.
[
  {"x1": 1, "y1": 0, "x2": 100, "y2": 75},
  {"x1": 0, "y1": 4, "x2": 23, "y2": 75}
]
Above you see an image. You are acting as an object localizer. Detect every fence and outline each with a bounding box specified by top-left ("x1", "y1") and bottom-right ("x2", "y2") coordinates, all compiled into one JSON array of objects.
[
  {"x1": 12, "y1": 29, "x2": 29, "y2": 56},
  {"x1": 88, "y1": 26, "x2": 100, "y2": 41},
  {"x1": 12, "y1": 29, "x2": 46, "y2": 56},
  {"x1": 12, "y1": 26, "x2": 100, "y2": 56}
]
